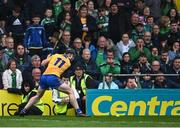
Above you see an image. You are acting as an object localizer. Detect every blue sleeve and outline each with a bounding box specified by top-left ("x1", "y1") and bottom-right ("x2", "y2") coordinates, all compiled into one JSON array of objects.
[
  {"x1": 42, "y1": 28, "x2": 48, "y2": 47},
  {"x1": 24, "y1": 28, "x2": 30, "y2": 48}
]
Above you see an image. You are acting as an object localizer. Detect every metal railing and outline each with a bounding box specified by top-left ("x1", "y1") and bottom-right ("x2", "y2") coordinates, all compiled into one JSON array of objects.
[{"x1": 113, "y1": 74, "x2": 179, "y2": 77}]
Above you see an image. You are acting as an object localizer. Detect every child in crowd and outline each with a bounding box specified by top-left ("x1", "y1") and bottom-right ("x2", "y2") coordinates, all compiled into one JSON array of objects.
[
  {"x1": 24, "y1": 14, "x2": 47, "y2": 57},
  {"x1": 41, "y1": 8, "x2": 56, "y2": 40},
  {"x1": 96, "y1": 7, "x2": 109, "y2": 37},
  {"x1": 59, "y1": 12, "x2": 72, "y2": 34},
  {"x1": 83, "y1": 35, "x2": 97, "y2": 61}
]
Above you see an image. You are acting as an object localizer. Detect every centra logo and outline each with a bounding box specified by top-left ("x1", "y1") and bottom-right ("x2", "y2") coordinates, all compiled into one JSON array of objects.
[{"x1": 92, "y1": 96, "x2": 180, "y2": 116}]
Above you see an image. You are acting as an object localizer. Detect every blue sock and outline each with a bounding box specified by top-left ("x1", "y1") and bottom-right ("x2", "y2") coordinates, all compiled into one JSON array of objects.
[{"x1": 76, "y1": 108, "x2": 82, "y2": 113}]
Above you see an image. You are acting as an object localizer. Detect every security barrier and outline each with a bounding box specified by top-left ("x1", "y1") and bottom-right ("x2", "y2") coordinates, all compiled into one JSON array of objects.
[
  {"x1": 0, "y1": 90, "x2": 56, "y2": 116},
  {"x1": 1, "y1": 89, "x2": 180, "y2": 116},
  {"x1": 86, "y1": 89, "x2": 180, "y2": 116}
]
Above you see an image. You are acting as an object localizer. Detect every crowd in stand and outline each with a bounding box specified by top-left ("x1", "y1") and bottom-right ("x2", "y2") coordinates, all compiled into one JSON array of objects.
[{"x1": 0, "y1": 0, "x2": 180, "y2": 97}]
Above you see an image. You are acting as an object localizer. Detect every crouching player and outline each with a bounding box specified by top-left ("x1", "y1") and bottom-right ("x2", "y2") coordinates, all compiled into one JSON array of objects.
[
  {"x1": 52, "y1": 72, "x2": 80, "y2": 115},
  {"x1": 19, "y1": 48, "x2": 86, "y2": 116}
]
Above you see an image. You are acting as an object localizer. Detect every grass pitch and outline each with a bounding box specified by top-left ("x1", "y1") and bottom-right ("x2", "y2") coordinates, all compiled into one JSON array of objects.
[{"x1": 0, "y1": 116, "x2": 180, "y2": 127}]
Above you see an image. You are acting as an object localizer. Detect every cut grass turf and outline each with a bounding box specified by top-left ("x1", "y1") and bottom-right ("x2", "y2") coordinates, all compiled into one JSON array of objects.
[{"x1": 0, "y1": 116, "x2": 180, "y2": 127}]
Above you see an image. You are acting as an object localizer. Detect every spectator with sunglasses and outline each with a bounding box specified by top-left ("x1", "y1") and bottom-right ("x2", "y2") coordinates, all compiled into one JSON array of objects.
[{"x1": 98, "y1": 72, "x2": 119, "y2": 89}]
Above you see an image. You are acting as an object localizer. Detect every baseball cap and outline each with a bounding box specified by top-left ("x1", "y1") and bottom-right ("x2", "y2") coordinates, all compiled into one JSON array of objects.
[
  {"x1": 75, "y1": 64, "x2": 84, "y2": 70},
  {"x1": 63, "y1": 0, "x2": 71, "y2": 5}
]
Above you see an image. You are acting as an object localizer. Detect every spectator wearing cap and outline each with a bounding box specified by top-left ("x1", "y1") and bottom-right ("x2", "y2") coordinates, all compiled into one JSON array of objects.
[
  {"x1": 99, "y1": 49, "x2": 121, "y2": 79},
  {"x1": 57, "y1": 0, "x2": 76, "y2": 29},
  {"x1": 131, "y1": 22, "x2": 145, "y2": 42},
  {"x1": 80, "y1": 48, "x2": 99, "y2": 79},
  {"x1": 128, "y1": 38, "x2": 151, "y2": 64},
  {"x1": 70, "y1": 64, "x2": 95, "y2": 113},
  {"x1": 71, "y1": 4, "x2": 97, "y2": 41},
  {"x1": 108, "y1": 1, "x2": 130, "y2": 44},
  {"x1": 167, "y1": 57, "x2": 180, "y2": 88},
  {"x1": 98, "y1": 72, "x2": 119, "y2": 89},
  {"x1": 24, "y1": 14, "x2": 47, "y2": 58}
]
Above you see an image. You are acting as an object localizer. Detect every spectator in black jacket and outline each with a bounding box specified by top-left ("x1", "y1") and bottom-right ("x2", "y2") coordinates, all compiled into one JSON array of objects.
[
  {"x1": 167, "y1": 56, "x2": 180, "y2": 88},
  {"x1": 167, "y1": 20, "x2": 180, "y2": 48},
  {"x1": 154, "y1": 72, "x2": 171, "y2": 89},
  {"x1": 80, "y1": 48, "x2": 99, "y2": 79},
  {"x1": 71, "y1": 4, "x2": 97, "y2": 41},
  {"x1": 159, "y1": 50, "x2": 171, "y2": 74},
  {"x1": 5, "y1": 6, "x2": 25, "y2": 45},
  {"x1": 108, "y1": 2, "x2": 130, "y2": 44},
  {"x1": 24, "y1": 0, "x2": 51, "y2": 24},
  {"x1": 53, "y1": 30, "x2": 72, "y2": 54}
]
